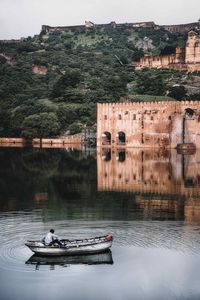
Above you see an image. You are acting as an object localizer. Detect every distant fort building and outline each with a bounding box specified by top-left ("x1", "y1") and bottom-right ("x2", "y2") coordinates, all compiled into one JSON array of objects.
[
  {"x1": 135, "y1": 30, "x2": 200, "y2": 72},
  {"x1": 97, "y1": 101, "x2": 200, "y2": 149},
  {"x1": 41, "y1": 20, "x2": 200, "y2": 35}
]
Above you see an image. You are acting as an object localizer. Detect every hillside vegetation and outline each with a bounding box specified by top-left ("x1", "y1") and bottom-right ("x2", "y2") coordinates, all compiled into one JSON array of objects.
[{"x1": 0, "y1": 24, "x2": 199, "y2": 138}]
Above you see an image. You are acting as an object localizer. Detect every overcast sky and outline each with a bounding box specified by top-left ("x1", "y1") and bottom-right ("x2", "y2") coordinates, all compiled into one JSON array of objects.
[{"x1": 0, "y1": 0, "x2": 200, "y2": 39}]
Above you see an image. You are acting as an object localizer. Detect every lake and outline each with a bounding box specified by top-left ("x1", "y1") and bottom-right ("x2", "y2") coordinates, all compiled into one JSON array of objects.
[{"x1": 0, "y1": 147, "x2": 200, "y2": 300}]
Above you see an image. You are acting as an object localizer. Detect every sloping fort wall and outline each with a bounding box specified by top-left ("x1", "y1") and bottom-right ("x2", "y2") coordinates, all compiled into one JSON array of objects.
[{"x1": 136, "y1": 30, "x2": 200, "y2": 71}]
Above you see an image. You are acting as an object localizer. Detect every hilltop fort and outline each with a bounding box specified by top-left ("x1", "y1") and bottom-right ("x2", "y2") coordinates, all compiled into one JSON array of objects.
[
  {"x1": 41, "y1": 20, "x2": 200, "y2": 34},
  {"x1": 135, "y1": 29, "x2": 200, "y2": 72}
]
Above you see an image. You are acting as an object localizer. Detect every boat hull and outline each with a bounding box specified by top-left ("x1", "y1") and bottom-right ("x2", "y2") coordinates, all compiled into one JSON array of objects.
[
  {"x1": 25, "y1": 235, "x2": 113, "y2": 256},
  {"x1": 26, "y1": 250, "x2": 113, "y2": 266}
]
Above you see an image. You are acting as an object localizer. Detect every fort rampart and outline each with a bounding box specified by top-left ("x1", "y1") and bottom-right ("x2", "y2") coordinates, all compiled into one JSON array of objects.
[
  {"x1": 136, "y1": 30, "x2": 200, "y2": 72},
  {"x1": 97, "y1": 101, "x2": 200, "y2": 149}
]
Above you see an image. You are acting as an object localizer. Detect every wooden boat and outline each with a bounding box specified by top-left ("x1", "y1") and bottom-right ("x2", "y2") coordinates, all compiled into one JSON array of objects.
[
  {"x1": 25, "y1": 235, "x2": 113, "y2": 256},
  {"x1": 26, "y1": 249, "x2": 113, "y2": 267}
]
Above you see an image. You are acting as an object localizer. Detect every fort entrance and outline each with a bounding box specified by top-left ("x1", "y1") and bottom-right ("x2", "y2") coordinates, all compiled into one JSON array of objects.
[
  {"x1": 102, "y1": 131, "x2": 111, "y2": 145},
  {"x1": 116, "y1": 132, "x2": 126, "y2": 145}
]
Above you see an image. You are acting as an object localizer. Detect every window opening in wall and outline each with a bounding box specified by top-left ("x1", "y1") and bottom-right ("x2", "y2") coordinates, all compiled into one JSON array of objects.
[
  {"x1": 125, "y1": 111, "x2": 128, "y2": 115},
  {"x1": 102, "y1": 132, "x2": 111, "y2": 146},
  {"x1": 141, "y1": 133, "x2": 144, "y2": 144},
  {"x1": 151, "y1": 116, "x2": 154, "y2": 121},
  {"x1": 185, "y1": 108, "x2": 195, "y2": 118},
  {"x1": 133, "y1": 114, "x2": 136, "y2": 120},
  {"x1": 104, "y1": 115, "x2": 107, "y2": 120},
  {"x1": 118, "y1": 114, "x2": 122, "y2": 120},
  {"x1": 168, "y1": 116, "x2": 171, "y2": 120},
  {"x1": 116, "y1": 132, "x2": 126, "y2": 145}
]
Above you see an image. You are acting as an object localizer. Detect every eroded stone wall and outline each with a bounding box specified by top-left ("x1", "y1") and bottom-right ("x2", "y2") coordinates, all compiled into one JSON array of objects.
[
  {"x1": 97, "y1": 101, "x2": 200, "y2": 149},
  {"x1": 136, "y1": 31, "x2": 200, "y2": 72}
]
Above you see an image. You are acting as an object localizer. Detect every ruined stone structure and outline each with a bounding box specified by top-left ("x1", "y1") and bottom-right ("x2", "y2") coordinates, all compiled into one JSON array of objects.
[
  {"x1": 41, "y1": 21, "x2": 156, "y2": 34},
  {"x1": 85, "y1": 21, "x2": 95, "y2": 28},
  {"x1": 97, "y1": 101, "x2": 200, "y2": 149},
  {"x1": 32, "y1": 64, "x2": 48, "y2": 75},
  {"x1": 163, "y1": 20, "x2": 200, "y2": 33},
  {"x1": 0, "y1": 53, "x2": 15, "y2": 65},
  {"x1": 136, "y1": 30, "x2": 200, "y2": 72},
  {"x1": 41, "y1": 20, "x2": 200, "y2": 35}
]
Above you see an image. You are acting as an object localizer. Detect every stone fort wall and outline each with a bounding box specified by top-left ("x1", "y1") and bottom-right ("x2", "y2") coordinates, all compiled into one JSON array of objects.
[
  {"x1": 136, "y1": 30, "x2": 200, "y2": 72},
  {"x1": 97, "y1": 101, "x2": 200, "y2": 149}
]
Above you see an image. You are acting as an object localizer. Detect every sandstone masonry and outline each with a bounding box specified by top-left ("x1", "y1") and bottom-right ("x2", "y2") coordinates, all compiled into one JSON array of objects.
[
  {"x1": 97, "y1": 101, "x2": 200, "y2": 149},
  {"x1": 136, "y1": 30, "x2": 200, "y2": 72}
]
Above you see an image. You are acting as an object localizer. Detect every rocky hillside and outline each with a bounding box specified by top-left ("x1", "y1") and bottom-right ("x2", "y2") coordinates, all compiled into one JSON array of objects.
[{"x1": 0, "y1": 24, "x2": 199, "y2": 138}]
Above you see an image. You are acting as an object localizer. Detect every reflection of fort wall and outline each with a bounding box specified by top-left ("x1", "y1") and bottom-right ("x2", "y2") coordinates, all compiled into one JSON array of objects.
[
  {"x1": 97, "y1": 148, "x2": 200, "y2": 196},
  {"x1": 135, "y1": 196, "x2": 200, "y2": 224},
  {"x1": 97, "y1": 148, "x2": 200, "y2": 223},
  {"x1": 135, "y1": 196, "x2": 185, "y2": 220}
]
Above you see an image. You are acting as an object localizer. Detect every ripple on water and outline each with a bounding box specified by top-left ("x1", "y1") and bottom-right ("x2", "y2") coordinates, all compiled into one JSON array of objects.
[{"x1": 1, "y1": 213, "x2": 200, "y2": 274}]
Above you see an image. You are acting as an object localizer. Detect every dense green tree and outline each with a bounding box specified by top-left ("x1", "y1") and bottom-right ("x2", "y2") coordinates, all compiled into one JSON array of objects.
[
  {"x1": 21, "y1": 112, "x2": 60, "y2": 139},
  {"x1": 168, "y1": 85, "x2": 187, "y2": 100},
  {"x1": 0, "y1": 56, "x2": 7, "y2": 65},
  {"x1": 0, "y1": 24, "x2": 195, "y2": 138},
  {"x1": 51, "y1": 69, "x2": 82, "y2": 98},
  {"x1": 68, "y1": 122, "x2": 82, "y2": 135}
]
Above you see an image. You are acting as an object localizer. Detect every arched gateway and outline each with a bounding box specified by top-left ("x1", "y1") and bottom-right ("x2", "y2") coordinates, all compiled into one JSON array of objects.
[
  {"x1": 97, "y1": 102, "x2": 200, "y2": 149},
  {"x1": 102, "y1": 131, "x2": 111, "y2": 145},
  {"x1": 116, "y1": 132, "x2": 126, "y2": 145}
]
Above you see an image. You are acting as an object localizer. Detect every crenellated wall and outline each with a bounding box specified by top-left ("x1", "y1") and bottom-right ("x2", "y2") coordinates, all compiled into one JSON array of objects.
[{"x1": 97, "y1": 100, "x2": 200, "y2": 149}]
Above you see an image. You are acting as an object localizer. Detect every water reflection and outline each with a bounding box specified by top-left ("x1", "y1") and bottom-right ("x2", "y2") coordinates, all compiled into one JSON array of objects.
[
  {"x1": 97, "y1": 148, "x2": 200, "y2": 223},
  {"x1": 26, "y1": 250, "x2": 113, "y2": 270},
  {"x1": 97, "y1": 148, "x2": 200, "y2": 194},
  {"x1": 1, "y1": 148, "x2": 200, "y2": 300},
  {"x1": 1, "y1": 147, "x2": 200, "y2": 223}
]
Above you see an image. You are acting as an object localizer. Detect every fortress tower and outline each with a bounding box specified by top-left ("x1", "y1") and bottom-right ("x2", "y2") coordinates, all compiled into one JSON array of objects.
[{"x1": 185, "y1": 30, "x2": 200, "y2": 64}]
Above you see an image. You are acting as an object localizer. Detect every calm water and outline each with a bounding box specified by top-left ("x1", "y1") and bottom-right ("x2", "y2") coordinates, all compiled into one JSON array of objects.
[{"x1": 1, "y1": 147, "x2": 200, "y2": 300}]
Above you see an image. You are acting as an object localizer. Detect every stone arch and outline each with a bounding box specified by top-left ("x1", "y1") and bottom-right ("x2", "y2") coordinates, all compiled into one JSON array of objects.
[
  {"x1": 116, "y1": 131, "x2": 126, "y2": 145},
  {"x1": 185, "y1": 108, "x2": 195, "y2": 118},
  {"x1": 102, "y1": 131, "x2": 111, "y2": 145}
]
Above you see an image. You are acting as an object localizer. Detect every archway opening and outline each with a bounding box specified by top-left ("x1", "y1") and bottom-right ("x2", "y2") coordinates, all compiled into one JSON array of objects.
[
  {"x1": 185, "y1": 108, "x2": 195, "y2": 118},
  {"x1": 102, "y1": 131, "x2": 111, "y2": 145},
  {"x1": 117, "y1": 131, "x2": 126, "y2": 145}
]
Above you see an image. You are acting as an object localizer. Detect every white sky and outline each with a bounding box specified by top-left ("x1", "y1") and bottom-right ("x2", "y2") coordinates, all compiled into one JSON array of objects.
[{"x1": 0, "y1": 0, "x2": 200, "y2": 39}]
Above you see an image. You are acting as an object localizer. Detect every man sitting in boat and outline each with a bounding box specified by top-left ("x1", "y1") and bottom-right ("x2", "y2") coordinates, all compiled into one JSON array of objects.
[{"x1": 42, "y1": 229, "x2": 63, "y2": 247}]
